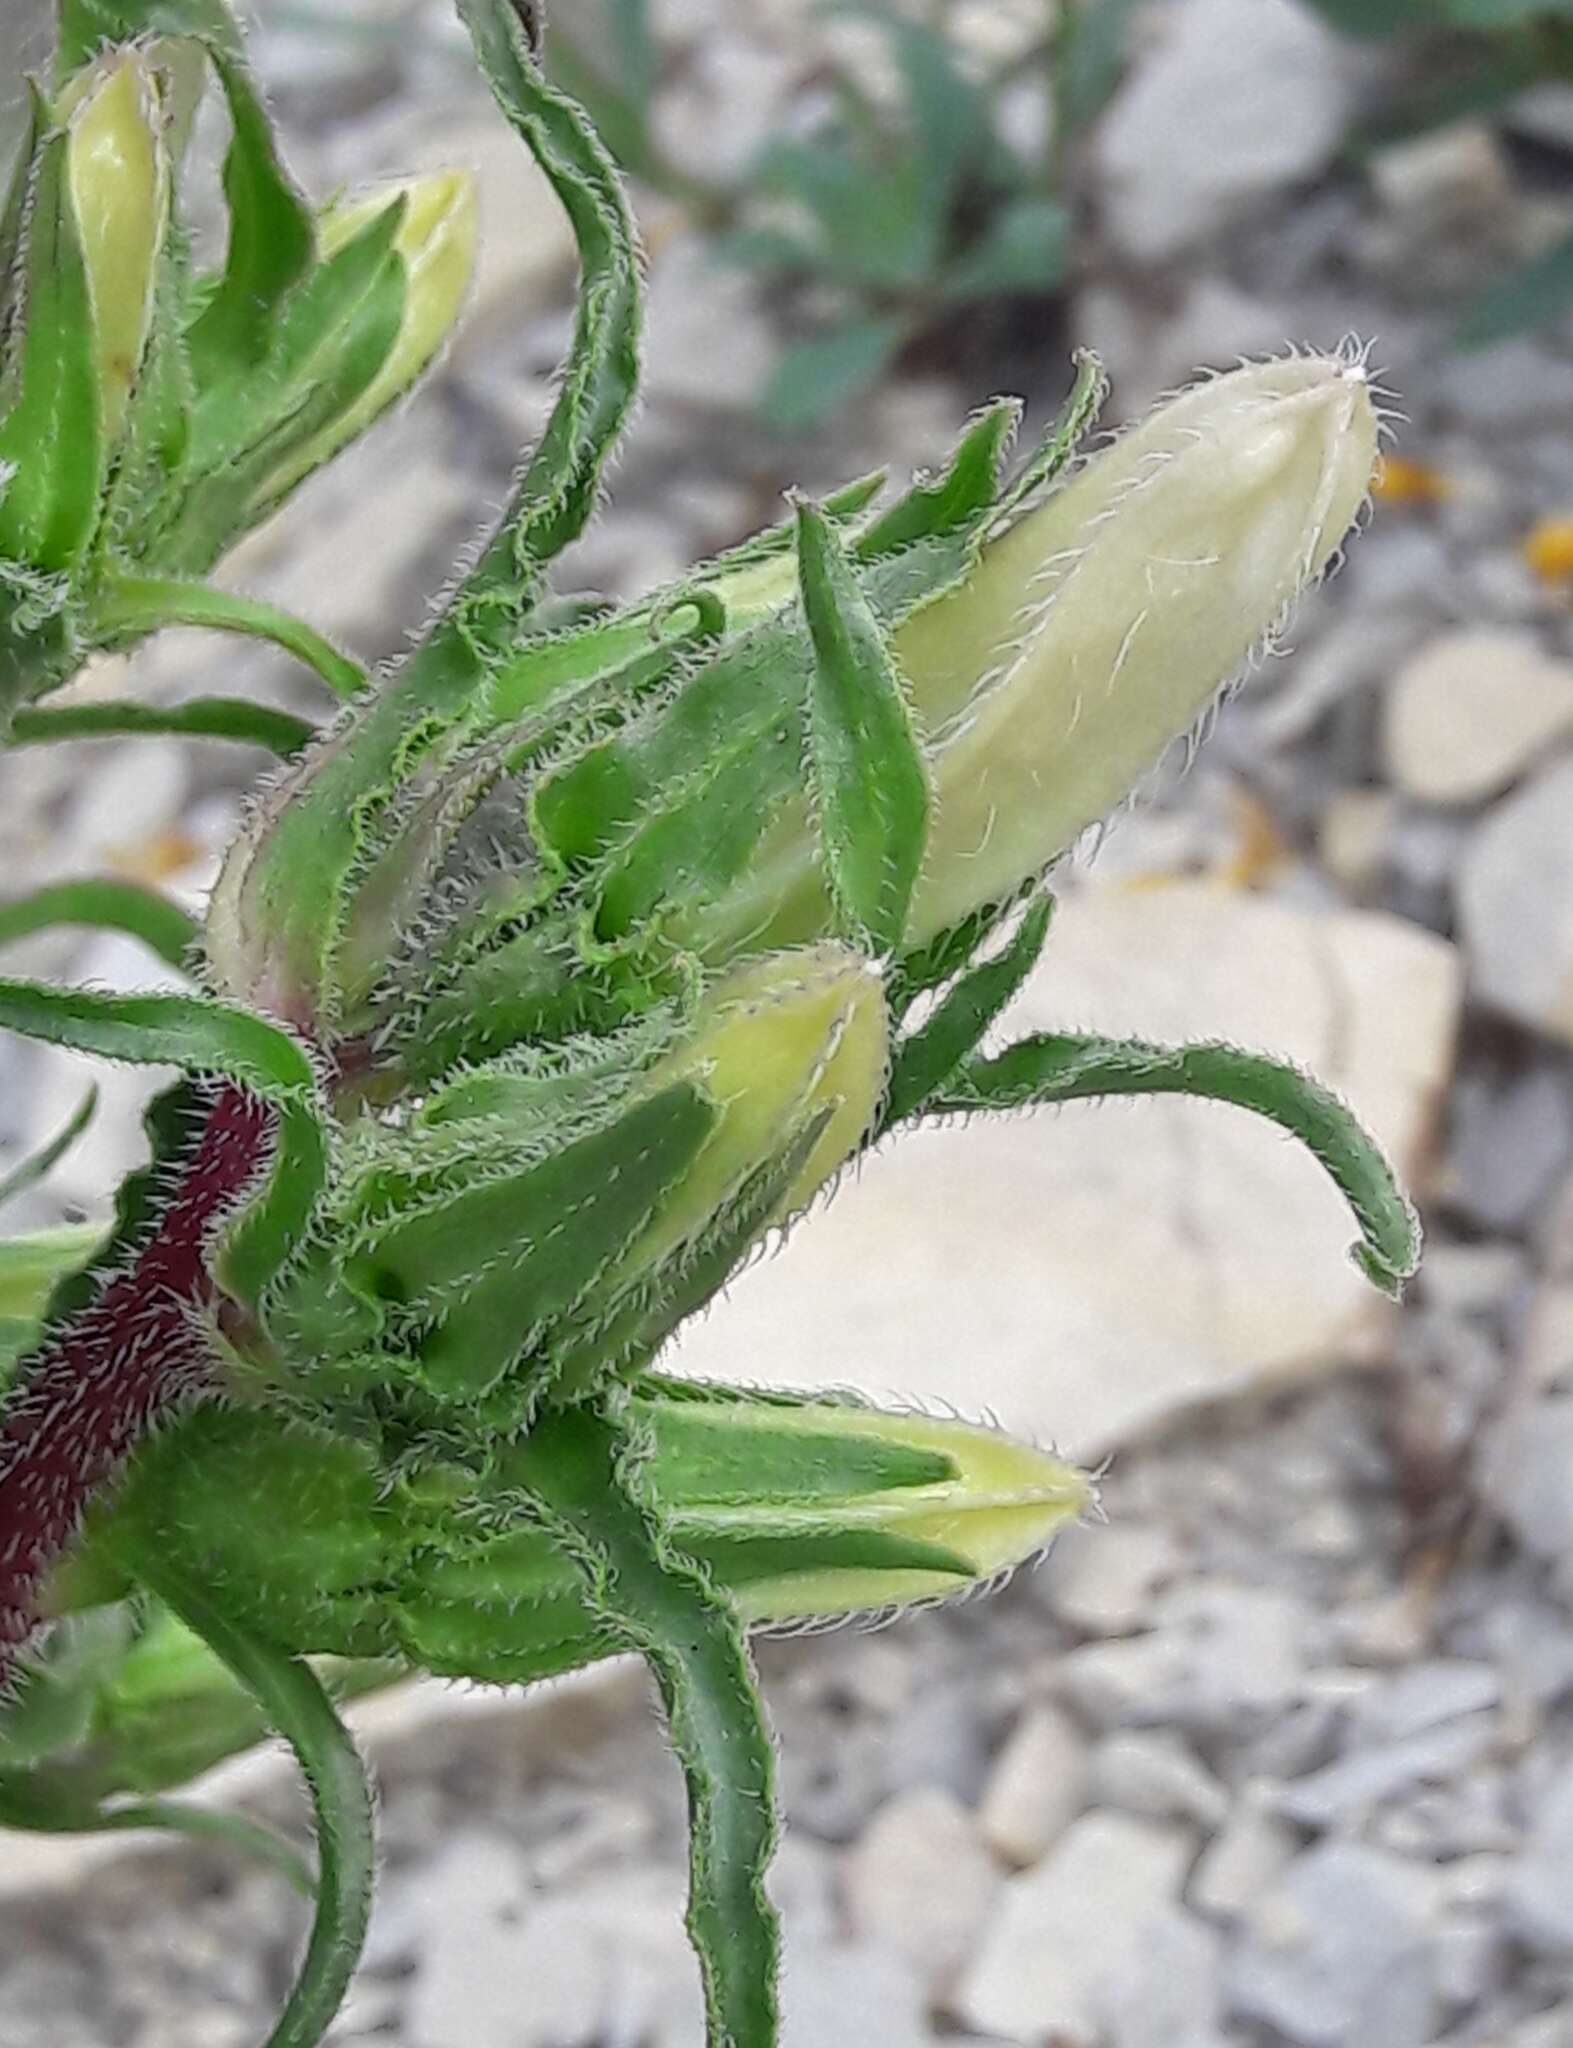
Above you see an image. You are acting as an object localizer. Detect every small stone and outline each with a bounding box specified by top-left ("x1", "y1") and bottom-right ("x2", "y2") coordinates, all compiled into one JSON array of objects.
[
  {"x1": 1432, "y1": 338, "x2": 1573, "y2": 434},
  {"x1": 1444, "y1": 1066, "x2": 1573, "y2": 1234},
  {"x1": 1525, "y1": 1282, "x2": 1573, "y2": 1392},
  {"x1": 1045, "y1": 1522, "x2": 1184, "y2": 1637},
  {"x1": 1095, "y1": 0, "x2": 1352, "y2": 261},
  {"x1": 950, "y1": 1812, "x2": 1192, "y2": 2043},
  {"x1": 1228, "y1": 1841, "x2": 1440, "y2": 2047},
  {"x1": 977, "y1": 1703, "x2": 1091, "y2": 1869},
  {"x1": 779, "y1": 1940, "x2": 931, "y2": 2048},
  {"x1": 1504, "y1": 1761, "x2": 1573, "y2": 1953},
  {"x1": 1433, "y1": 1914, "x2": 1506, "y2": 2013},
  {"x1": 1479, "y1": 1394, "x2": 1573, "y2": 1562},
  {"x1": 1459, "y1": 755, "x2": 1573, "y2": 1045},
  {"x1": 1370, "y1": 122, "x2": 1513, "y2": 229},
  {"x1": 1058, "y1": 1582, "x2": 1308, "y2": 1738},
  {"x1": 1352, "y1": 1661, "x2": 1502, "y2": 1746},
  {"x1": 1090, "y1": 1731, "x2": 1228, "y2": 1830},
  {"x1": 1319, "y1": 789, "x2": 1396, "y2": 900},
  {"x1": 1276, "y1": 1716, "x2": 1497, "y2": 1829},
  {"x1": 1094, "y1": 1904, "x2": 1222, "y2": 2048},
  {"x1": 840, "y1": 1789, "x2": 997, "y2": 1993},
  {"x1": 1418, "y1": 1241, "x2": 1526, "y2": 1319},
  {"x1": 641, "y1": 231, "x2": 775, "y2": 411},
  {"x1": 1189, "y1": 1784, "x2": 1298, "y2": 1921},
  {"x1": 1382, "y1": 628, "x2": 1573, "y2": 804}
]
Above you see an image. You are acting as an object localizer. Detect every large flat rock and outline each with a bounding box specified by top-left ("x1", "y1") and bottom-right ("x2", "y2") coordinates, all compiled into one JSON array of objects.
[{"x1": 667, "y1": 883, "x2": 1461, "y2": 1458}]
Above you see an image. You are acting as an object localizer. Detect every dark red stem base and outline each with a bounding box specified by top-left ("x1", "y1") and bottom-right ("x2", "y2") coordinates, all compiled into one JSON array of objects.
[{"x1": 0, "y1": 1082, "x2": 274, "y2": 1692}]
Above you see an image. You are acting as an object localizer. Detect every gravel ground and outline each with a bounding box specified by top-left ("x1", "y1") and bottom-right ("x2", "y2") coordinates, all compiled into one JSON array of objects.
[{"x1": 7, "y1": 2, "x2": 1573, "y2": 2044}]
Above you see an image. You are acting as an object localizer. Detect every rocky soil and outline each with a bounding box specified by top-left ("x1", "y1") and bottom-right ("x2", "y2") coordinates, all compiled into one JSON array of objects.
[{"x1": 6, "y1": 1, "x2": 1573, "y2": 2043}]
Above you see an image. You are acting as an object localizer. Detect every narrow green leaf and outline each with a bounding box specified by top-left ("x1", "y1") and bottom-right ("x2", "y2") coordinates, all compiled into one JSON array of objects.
[
  {"x1": 0, "y1": 981, "x2": 326, "y2": 1305},
  {"x1": 10, "y1": 695, "x2": 315, "y2": 757},
  {"x1": 184, "y1": 53, "x2": 313, "y2": 385},
  {"x1": 453, "y1": 0, "x2": 643, "y2": 643},
  {"x1": 855, "y1": 399, "x2": 1020, "y2": 561},
  {"x1": 511, "y1": 1399, "x2": 780, "y2": 2048},
  {"x1": 89, "y1": 575, "x2": 367, "y2": 699},
  {"x1": 0, "y1": 1792, "x2": 315, "y2": 1897},
  {"x1": 933, "y1": 1031, "x2": 1421, "y2": 1297},
  {"x1": 992, "y1": 348, "x2": 1106, "y2": 524},
  {"x1": 881, "y1": 892, "x2": 1053, "y2": 1129},
  {"x1": 1456, "y1": 226, "x2": 1573, "y2": 351},
  {"x1": 0, "y1": 879, "x2": 197, "y2": 971},
  {"x1": 943, "y1": 197, "x2": 1070, "y2": 303},
  {"x1": 797, "y1": 496, "x2": 931, "y2": 955},
  {"x1": 142, "y1": 1567, "x2": 376, "y2": 2048},
  {"x1": 0, "y1": 106, "x2": 103, "y2": 571},
  {"x1": 761, "y1": 317, "x2": 907, "y2": 433},
  {"x1": 0, "y1": 1086, "x2": 99, "y2": 1211}
]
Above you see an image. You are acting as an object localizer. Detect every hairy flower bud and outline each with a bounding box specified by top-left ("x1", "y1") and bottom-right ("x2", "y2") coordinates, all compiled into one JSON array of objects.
[
  {"x1": 61, "y1": 53, "x2": 169, "y2": 447},
  {"x1": 252, "y1": 169, "x2": 478, "y2": 506},
  {"x1": 901, "y1": 355, "x2": 1379, "y2": 936}
]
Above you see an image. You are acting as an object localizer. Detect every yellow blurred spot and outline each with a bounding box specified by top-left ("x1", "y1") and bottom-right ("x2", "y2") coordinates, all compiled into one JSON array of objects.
[
  {"x1": 1371, "y1": 454, "x2": 1452, "y2": 506},
  {"x1": 1220, "y1": 787, "x2": 1291, "y2": 890},
  {"x1": 114, "y1": 830, "x2": 202, "y2": 883},
  {"x1": 1524, "y1": 518, "x2": 1573, "y2": 586}
]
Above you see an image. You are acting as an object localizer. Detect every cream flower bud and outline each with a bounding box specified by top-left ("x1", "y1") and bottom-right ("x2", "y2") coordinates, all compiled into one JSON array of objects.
[
  {"x1": 253, "y1": 168, "x2": 478, "y2": 503},
  {"x1": 61, "y1": 53, "x2": 170, "y2": 446},
  {"x1": 902, "y1": 354, "x2": 1379, "y2": 938}
]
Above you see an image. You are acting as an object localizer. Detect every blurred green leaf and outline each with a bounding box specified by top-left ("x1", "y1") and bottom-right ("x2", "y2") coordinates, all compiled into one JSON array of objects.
[
  {"x1": 943, "y1": 196, "x2": 1069, "y2": 302},
  {"x1": 0, "y1": 1087, "x2": 98, "y2": 1212},
  {"x1": 761, "y1": 316, "x2": 908, "y2": 431},
  {"x1": 1456, "y1": 225, "x2": 1573, "y2": 349}
]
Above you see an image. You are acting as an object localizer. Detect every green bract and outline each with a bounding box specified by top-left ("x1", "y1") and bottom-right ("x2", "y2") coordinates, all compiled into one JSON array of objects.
[
  {"x1": 0, "y1": 0, "x2": 476, "y2": 735},
  {"x1": 0, "y1": 4, "x2": 1419, "y2": 2046}
]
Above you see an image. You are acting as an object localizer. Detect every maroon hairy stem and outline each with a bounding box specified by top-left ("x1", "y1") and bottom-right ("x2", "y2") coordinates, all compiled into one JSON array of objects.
[{"x1": 0, "y1": 1082, "x2": 275, "y2": 1691}]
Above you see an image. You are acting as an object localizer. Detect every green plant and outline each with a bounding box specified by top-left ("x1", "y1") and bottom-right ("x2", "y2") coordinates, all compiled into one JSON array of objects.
[
  {"x1": 550, "y1": 0, "x2": 1140, "y2": 429},
  {"x1": 0, "y1": 3, "x2": 1414, "y2": 2044}
]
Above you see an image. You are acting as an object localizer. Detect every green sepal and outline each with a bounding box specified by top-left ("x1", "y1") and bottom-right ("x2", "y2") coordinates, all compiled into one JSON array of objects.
[
  {"x1": 881, "y1": 891, "x2": 1053, "y2": 1128},
  {"x1": 55, "y1": 0, "x2": 245, "y2": 79},
  {"x1": 176, "y1": 196, "x2": 407, "y2": 561},
  {"x1": 797, "y1": 495, "x2": 931, "y2": 955},
  {"x1": 854, "y1": 398, "x2": 1019, "y2": 561},
  {"x1": 992, "y1": 348, "x2": 1107, "y2": 526},
  {"x1": 932, "y1": 1031, "x2": 1422, "y2": 1297},
  {"x1": 0, "y1": 99, "x2": 104, "y2": 577},
  {"x1": 0, "y1": 878, "x2": 198, "y2": 971},
  {"x1": 182, "y1": 51, "x2": 313, "y2": 390},
  {"x1": 268, "y1": 1082, "x2": 716, "y2": 1403}
]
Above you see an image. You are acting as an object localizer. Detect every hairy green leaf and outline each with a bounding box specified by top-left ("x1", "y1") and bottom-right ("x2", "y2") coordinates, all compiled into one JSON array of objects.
[
  {"x1": 933, "y1": 1031, "x2": 1421, "y2": 1296},
  {"x1": 0, "y1": 879, "x2": 197, "y2": 971},
  {"x1": 141, "y1": 1567, "x2": 376, "y2": 2048},
  {"x1": 10, "y1": 695, "x2": 315, "y2": 757}
]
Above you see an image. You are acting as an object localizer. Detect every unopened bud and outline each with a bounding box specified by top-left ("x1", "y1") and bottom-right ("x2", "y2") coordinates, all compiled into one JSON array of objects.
[
  {"x1": 61, "y1": 54, "x2": 169, "y2": 447},
  {"x1": 902, "y1": 355, "x2": 1378, "y2": 937},
  {"x1": 253, "y1": 169, "x2": 477, "y2": 504},
  {"x1": 633, "y1": 944, "x2": 889, "y2": 1261}
]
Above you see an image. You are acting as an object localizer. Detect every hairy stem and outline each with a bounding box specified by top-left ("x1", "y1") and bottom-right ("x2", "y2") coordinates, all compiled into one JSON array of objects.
[
  {"x1": 0, "y1": 1083, "x2": 274, "y2": 1691},
  {"x1": 143, "y1": 1567, "x2": 377, "y2": 2048}
]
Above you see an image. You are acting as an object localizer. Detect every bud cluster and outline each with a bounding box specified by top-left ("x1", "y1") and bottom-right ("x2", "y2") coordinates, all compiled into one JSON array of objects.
[{"x1": 0, "y1": 13, "x2": 475, "y2": 729}]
